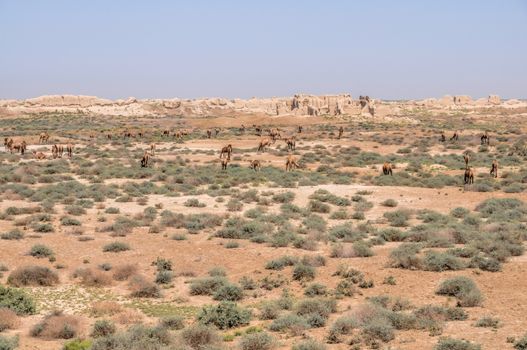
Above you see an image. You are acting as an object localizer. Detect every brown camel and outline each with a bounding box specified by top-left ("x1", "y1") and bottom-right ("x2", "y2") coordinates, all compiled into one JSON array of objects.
[
  {"x1": 285, "y1": 154, "x2": 300, "y2": 172},
  {"x1": 221, "y1": 158, "x2": 229, "y2": 171},
  {"x1": 285, "y1": 136, "x2": 296, "y2": 151},
  {"x1": 140, "y1": 151, "x2": 151, "y2": 168},
  {"x1": 440, "y1": 132, "x2": 446, "y2": 142},
  {"x1": 206, "y1": 129, "x2": 212, "y2": 139},
  {"x1": 220, "y1": 144, "x2": 232, "y2": 160},
  {"x1": 174, "y1": 131, "x2": 183, "y2": 140},
  {"x1": 464, "y1": 167, "x2": 474, "y2": 184},
  {"x1": 463, "y1": 153, "x2": 470, "y2": 167},
  {"x1": 258, "y1": 138, "x2": 271, "y2": 152},
  {"x1": 481, "y1": 131, "x2": 490, "y2": 145},
  {"x1": 65, "y1": 144, "x2": 74, "y2": 158},
  {"x1": 107, "y1": 134, "x2": 112, "y2": 140},
  {"x1": 150, "y1": 143, "x2": 156, "y2": 156},
  {"x1": 255, "y1": 126, "x2": 262, "y2": 136},
  {"x1": 298, "y1": 126, "x2": 303, "y2": 133},
  {"x1": 32, "y1": 151, "x2": 46, "y2": 160},
  {"x1": 338, "y1": 126, "x2": 344, "y2": 139},
  {"x1": 382, "y1": 162, "x2": 393, "y2": 176},
  {"x1": 162, "y1": 129, "x2": 170, "y2": 137},
  {"x1": 490, "y1": 160, "x2": 498, "y2": 178},
  {"x1": 215, "y1": 128, "x2": 220, "y2": 137},
  {"x1": 249, "y1": 160, "x2": 261, "y2": 172},
  {"x1": 39, "y1": 132, "x2": 50, "y2": 144},
  {"x1": 4, "y1": 138, "x2": 13, "y2": 151},
  {"x1": 51, "y1": 144, "x2": 64, "y2": 159},
  {"x1": 10, "y1": 141, "x2": 27, "y2": 155},
  {"x1": 450, "y1": 131, "x2": 459, "y2": 141}
]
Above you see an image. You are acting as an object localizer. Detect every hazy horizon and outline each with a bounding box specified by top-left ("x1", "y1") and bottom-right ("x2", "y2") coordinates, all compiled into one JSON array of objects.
[{"x1": 1, "y1": 0, "x2": 526, "y2": 100}]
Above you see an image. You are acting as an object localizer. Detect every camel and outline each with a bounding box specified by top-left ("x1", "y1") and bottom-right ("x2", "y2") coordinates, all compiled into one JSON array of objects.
[
  {"x1": 249, "y1": 160, "x2": 261, "y2": 172},
  {"x1": 298, "y1": 126, "x2": 303, "y2": 133},
  {"x1": 140, "y1": 151, "x2": 151, "y2": 168},
  {"x1": 174, "y1": 131, "x2": 183, "y2": 140},
  {"x1": 138, "y1": 131, "x2": 144, "y2": 138},
  {"x1": 382, "y1": 162, "x2": 393, "y2": 176},
  {"x1": 255, "y1": 126, "x2": 262, "y2": 136},
  {"x1": 258, "y1": 138, "x2": 272, "y2": 152},
  {"x1": 269, "y1": 128, "x2": 281, "y2": 142},
  {"x1": 206, "y1": 129, "x2": 212, "y2": 139},
  {"x1": 490, "y1": 160, "x2": 498, "y2": 178},
  {"x1": 219, "y1": 144, "x2": 232, "y2": 160},
  {"x1": 107, "y1": 134, "x2": 112, "y2": 140},
  {"x1": 221, "y1": 158, "x2": 229, "y2": 171},
  {"x1": 440, "y1": 132, "x2": 446, "y2": 142},
  {"x1": 239, "y1": 125, "x2": 246, "y2": 133},
  {"x1": 4, "y1": 138, "x2": 13, "y2": 152},
  {"x1": 285, "y1": 154, "x2": 300, "y2": 172},
  {"x1": 10, "y1": 141, "x2": 27, "y2": 155},
  {"x1": 123, "y1": 131, "x2": 135, "y2": 139},
  {"x1": 338, "y1": 126, "x2": 344, "y2": 139},
  {"x1": 359, "y1": 95, "x2": 370, "y2": 108},
  {"x1": 39, "y1": 132, "x2": 50, "y2": 144},
  {"x1": 481, "y1": 131, "x2": 490, "y2": 145},
  {"x1": 464, "y1": 167, "x2": 474, "y2": 184},
  {"x1": 32, "y1": 151, "x2": 46, "y2": 160},
  {"x1": 162, "y1": 129, "x2": 170, "y2": 137},
  {"x1": 215, "y1": 128, "x2": 220, "y2": 137},
  {"x1": 285, "y1": 136, "x2": 296, "y2": 151},
  {"x1": 463, "y1": 153, "x2": 470, "y2": 167},
  {"x1": 65, "y1": 144, "x2": 73, "y2": 158},
  {"x1": 450, "y1": 131, "x2": 459, "y2": 141},
  {"x1": 51, "y1": 144, "x2": 64, "y2": 159},
  {"x1": 150, "y1": 143, "x2": 156, "y2": 156}
]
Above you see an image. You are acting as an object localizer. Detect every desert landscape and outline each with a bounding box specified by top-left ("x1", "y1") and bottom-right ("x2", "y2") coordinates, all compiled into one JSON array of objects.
[{"x1": 0, "y1": 93, "x2": 526, "y2": 350}]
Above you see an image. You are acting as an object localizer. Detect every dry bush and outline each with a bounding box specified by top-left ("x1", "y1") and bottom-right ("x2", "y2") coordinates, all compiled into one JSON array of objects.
[
  {"x1": 90, "y1": 301, "x2": 123, "y2": 317},
  {"x1": 128, "y1": 275, "x2": 161, "y2": 298},
  {"x1": 112, "y1": 264, "x2": 138, "y2": 281},
  {"x1": 31, "y1": 311, "x2": 83, "y2": 339},
  {"x1": 73, "y1": 268, "x2": 112, "y2": 287},
  {"x1": 112, "y1": 308, "x2": 144, "y2": 325},
  {"x1": 8, "y1": 266, "x2": 59, "y2": 287},
  {"x1": 0, "y1": 308, "x2": 20, "y2": 331}
]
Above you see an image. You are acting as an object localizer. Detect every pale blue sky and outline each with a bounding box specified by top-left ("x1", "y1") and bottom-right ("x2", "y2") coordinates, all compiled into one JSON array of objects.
[{"x1": 1, "y1": 0, "x2": 526, "y2": 100}]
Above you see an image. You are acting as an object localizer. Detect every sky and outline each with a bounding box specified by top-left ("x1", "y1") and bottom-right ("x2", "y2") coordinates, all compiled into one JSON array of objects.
[{"x1": 0, "y1": 0, "x2": 526, "y2": 100}]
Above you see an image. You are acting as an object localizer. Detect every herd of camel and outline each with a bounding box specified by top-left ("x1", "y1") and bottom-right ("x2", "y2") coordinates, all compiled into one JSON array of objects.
[{"x1": 3, "y1": 127, "x2": 500, "y2": 186}]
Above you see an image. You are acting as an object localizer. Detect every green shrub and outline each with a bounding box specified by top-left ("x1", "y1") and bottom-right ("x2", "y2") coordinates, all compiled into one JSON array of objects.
[
  {"x1": 381, "y1": 199, "x2": 398, "y2": 207},
  {"x1": 259, "y1": 302, "x2": 280, "y2": 320},
  {"x1": 265, "y1": 256, "x2": 298, "y2": 270},
  {"x1": 184, "y1": 198, "x2": 206, "y2": 208},
  {"x1": 268, "y1": 314, "x2": 309, "y2": 333},
  {"x1": 292, "y1": 264, "x2": 315, "y2": 281},
  {"x1": 160, "y1": 315, "x2": 185, "y2": 330},
  {"x1": 361, "y1": 317, "x2": 395, "y2": 343},
  {"x1": 272, "y1": 192, "x2": 295, "y2": 203},
  {"x1": 91, "y1": 319, "x2": 116, "y2": 337},
  {"x1": 0, "y1": 335, "x2": 18, "y2": 350},
  {"x1": 190, "y1": 276, "x2": 228, "y2": 296},
  {"x1": 474, "y1": 316, "x2": 500, "y2": 328},
  {"x1": 103, "y1": 241, "x2": 130, "y2": 252},
  {"x1": 436, "y1": 276, "x2": 483, "y2": 307},
  {"x1": 180, "y1": 324, "x2": 220, "y2": 349},
  {"x1": 63, "y1": 339, "x2": 92, "y2": 350},
  {"x1": 239, "y1": 331, "x2": 276, "y2": 350},
  {"x1": 1, "y1": 230, "x2": 24, "y2": 240},
  {"x1": 515, "y1": 333, "x2": 527, "y2": 350},
  {"x1": 450, "y1": 207, "x2": 469, "y2": 218},
  {"x1": 8, "y1": 266, "x2": 59, "y2": 287},
  {"x1": 0, "y1": 285, "x2": 36, "y2": 315},
  {"x1": 352, "y1": 241, "x2": 374, "y2": 257},
  {"x1": 61, "y1": 216, "x2": 82, "y2": 226},
  {"x1": 213, "y1": 284, "x2": 243, "y2": 301},
  {"x1": 104, "y1": 207, "x2": 120, "y2": 214},
  {"x1": 292, "y1": 339, "x2": 326, "y2": 350},
  {"x1": 434, "y1": 337, "x2": 481, "y2": 350},
  {"x1": 155, "y1": 270, "x2": 173, "y2": 284},
  {"x1": 422, "y1": 251, "x2": 465, "y2": 272},
  {"x1": 304, "y1": 283, "x2": 327, "y2": 297},
  {"x1": 388, "y1": 243, "x2": 422, "y2": 269},
  {"x1": 91, "y1": 324, "x2": 171, "y2": 350},
  {"x1": 383, "y1": 209, "x2": 412, "y2": 227},
  {"x1": 197, "y1": 301, "x2": 251, "y2": 329},
  {"x1": 29, "y1": 244, "x2": 54, "y2": 258}
]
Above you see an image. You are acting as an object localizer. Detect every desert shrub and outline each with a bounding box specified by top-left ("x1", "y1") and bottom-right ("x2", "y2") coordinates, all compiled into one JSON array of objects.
[
  {"x1": 29, "y1": 244, "x2": 54, "y2": 258},
  {"x1": 239, "y1": 276, "x2": 256, "y2": 290},
  {"x1": 0, "y1": 285, "x2": 36, "y2": 315},
  {"x1": 384, "y1": 209, "x2": 412, "y2": 227},
  {"x1": 104, "y1": 207, "x2": 120, "y2": 214},
  {"x1": 470, "y1": 255, "x2": 501, "y2": 272},
  {"x1": 266, "y1": 256, "x2": 298, "y2": 270},
  {"x1": 335, "y1": 279, "x2": 357, "y2": 297},
  {"x1": 436, "y1": 276, "x2": 483, "y2": 307},
  {"x1": 103, "y1": 241, "x2": 130, "y2": 253},
  {"x1": 1, "y1": 229, "x2": 24, "y2": 240},
  {"x1": 434, "y1": 337, "x2": 481, "y2": 350},
  {"x1": 112, "y1": 264, "x2": 137, "y2": 281},
  {"x1": 388, "y1": 243, "x2": 422, "y2": 269},
  {"x1": 227, "y1": 198, "x2": 243, "y2": 212},
  {"x1": 184, "y1": 198, "x2": 206, "y2": 207},
  {"x1": 91, "y1": 319, "x2": 116, "y2": 337},
  {"x1": 89, "y1": 301, "x2": 123, "y2": 318},
  {"x1": 239, "y1": 331, "x2": 276, "y2": 350},
  {"x1": 160, "y1": 315, "x2": 185, "y2": 330},
  {"x1": 292, "y1": 339, "x2": 326, "y2": 350},
  {"x1": 308, "y1": 200, "x2": 330, "y2": 213},
  {"x1": 352, "y1": 241, "x2": 374, "y2": 257},
  {"x1": 269, "y1": 314, "x2": 309, "y2": 334},
  {"x1": 128, "y1": 275, "x2": 161, "y2": 298},
  {"x1": 259, "y1": 302, "x2": 280, "y2": 320},
  {"x1": 474, "y1": 316, "x2": 500, "y2": 328},
  {"x1": 328, "y1": 315, "x2": 356, "y2": 343},
  {"x1": 0, "y1": 308, "x2": 20, "y2": 332},
  {"x1": 381, "y1": 199, "x2": 398, "y2": 207},
  {"x1": 225, "y1": 241, "x2": 239, "y2": 248},
  {"x1": 91, "y1": 324, "x2": 171, "y2": 350},
  {"x1": 362, "y1": 317, "x2": 395, "y2": 343},
  {"x1": 197, "y1": 301, "x2": 251, "y2": 329},
  {"x1": 31, "y1": 311, "x2": 81, "y2": 339},
  {"x1": 450, "y1": 207, "x2": 470, "y2": 218},
  {"x1": 295, "y1": 298, "x2": 336, "y2": 324},
  {"x1": 61, "y1": 217, "x2": 82, "y2": 226},
  {"x1": 292, "y1": 264, "x2": 315, "y2": 281},
  {"x1": 73, "y1": 268, "x2": 112, "y2": 287},
  {"x1": 0, "y1": 335, "x2": 18, "y2": 350},
  {"x1": 514, "y1": 334, "x2": 527, "y2": 350},
  {"x1": 379, "y1": 228, "x2": 407, "y2": 242},
  {"x1": 272, "y1": 191, "x2": 295, "y2": 203},
  {"x1": 65, "y1": 205, "x2": 86, "y2": 216},
  {"x1": 63, "y1": 339, "x2": 92, "y2": 350},
  {"x1": 8, "y1": 266, "x2": 59, "y2": 287},
  {"x1": 213, "y1": 284, "x2": 243, "y2": 301},
  {"x1": 302, "y1": 214, "x2": 327, "y2": 233},
  {"x1": 304, "y1": 283, "x2": 327, "y2": 297},
  {"x1": 155, "y1": 270, "x2": 173, "y2": 284},
  {"x1": 180, "y1": 324, "x2": 220, "y2": 350},
  {"x1": 422, "y1": 251, "x2": 465, "y2": 271},
  {"x1": 190, "y1": 276, "x2": 228, "y2": 296}
]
